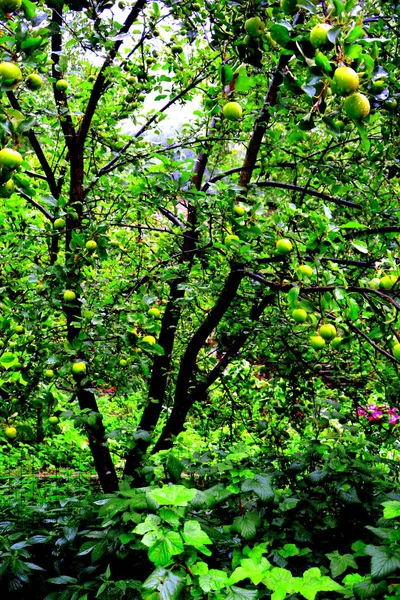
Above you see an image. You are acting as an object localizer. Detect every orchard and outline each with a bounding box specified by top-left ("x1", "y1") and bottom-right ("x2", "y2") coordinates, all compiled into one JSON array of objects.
[{"x1": 1, "y1": 0, "x2": 400, "y2": 598}]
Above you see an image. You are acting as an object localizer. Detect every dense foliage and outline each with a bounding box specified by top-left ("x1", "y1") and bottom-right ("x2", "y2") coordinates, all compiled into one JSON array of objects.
[{"x1": 1, "y1": 0, "x2": 400, "y2": 597}]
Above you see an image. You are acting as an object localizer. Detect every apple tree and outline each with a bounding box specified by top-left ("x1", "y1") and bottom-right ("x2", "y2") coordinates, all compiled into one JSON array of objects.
[{"x1": 0, "y1": 0, "x2": 399, "y2": 491}]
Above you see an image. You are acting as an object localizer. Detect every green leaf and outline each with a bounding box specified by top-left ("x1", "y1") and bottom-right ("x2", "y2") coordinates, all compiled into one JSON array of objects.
[
  {"x1": 351, "y1": 241, "x2": 368, "y2": 254},
  {"x1": 142, "y1": 568, "x2": 185, "y2": 600},
  {"x1": 345, "y1": 26, "x2": 365, "y2": 43},
  {"x1": 182, "y1": 520, "x2": 212, "y2": 555},
  {"x1": 294, "y1": 567, "x2": 344, "y2": 600},
  {"x1": 232, "y1": 512, "x2": 261, "y2": 540},
  {"x1": 199, "y1": 569, "x2": 229, "y2": 593},
  {"x1": 353, "y1": 578, "x2": 388, "y2": 599},
  {"x1": 287, "y1": 287, "x2": 300, "y2": 309},
  {"x1": 326, "y1": 550, "x2": 358, "y2": 577},
  {"x1": 148, "y1": 485, "x2": 197, "y2": 507},
  {"x1": 241, "y1": 475, "x2": 274, "y2": 502},
  {"x1": 229, "y1": 556, "x2": 271, "y2": 585},
  {"x1": 226, "y1": 587, "x2": 259, "y2": 600},
  {"x1": 148, "y1": 532, "x2": 184, "y2": 567},
  {"x1": 382, "y1": 500, "x2": 400, "y2": 519},
  {"x1": 47, "y1": 576, "x2": 78, "y2": 584},
  {"x1": 264, "y1": 567, "x2": 295, "y2": 600},
  {"x1": 270, "y1": 24, "x2": 291, "y2": 47},
  {"x1": 315, "y1": 51, "x2": 332, "y2": 73},
  {"x1": 364, "y1": 544, "x2": 400, "y2": 579}
]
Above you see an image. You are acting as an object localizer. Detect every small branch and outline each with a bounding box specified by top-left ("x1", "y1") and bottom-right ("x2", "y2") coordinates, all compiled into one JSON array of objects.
[
  {"x1": 344, "y1": 226, "x2": 400, "y2": 237},
  {"x1": 6, "y1": 92, "x2": 58, "y2": 198},
  {"x1": 159, "y1": 207, "x2": 185, "y2": 229},
  {"x1": 17, "y1": 190, "x2": 54, "y2": 221},
  {"x1": 254, "y1": 180, "x2": 360, "y2": 209},
  {"x1": 347, "y1": 322, "x2": 399, "y2": 364},
  {"x1": 321, "y1": 257, "x2": 377, "y2": 268}
]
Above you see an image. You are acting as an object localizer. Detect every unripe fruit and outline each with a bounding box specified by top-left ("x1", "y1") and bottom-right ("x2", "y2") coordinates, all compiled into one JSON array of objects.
[
  {"x1": 369, "y1": 277, "x2": 381, "y2": 290},
  {"x1": 5, "y1": 426, "x2": 17, "y2": 439},
  {"x1": 310, "y1": 335, "x2": 326, "y2": 349},
  {"x1": 72, "y1": 361, "x2": 86, "y2": 375},
  {"x1": 234, "y1": 205, "x2": 246, "y2": 217},
  {"x1": 225, "y1": 234, "x2": 240, "y2": 247},
  {"x1": 331, "y1": 336, "x2": 343, "y2": 349},
  {"x1": 0, "y1": 0, "x2": 22, "y2": 11},
  {"x1": 0, "y1": 62, "x2": 22, "y2": 87},
  {"x1": 55, "y1": 79, "x2": 68, "y2": 91},
  {"x1": 0, "y1": 179, "x2": 14, "y2": 197},
  {"x1": 319, "y1": 323, "x2": 337, "y2": 340},
  {"x1": 245, "y1": 16, "x2": 265, "y2": 37},
  {"x1": 63, "y1": 290, "x2": 76, "y2": 302},
  {"x1": 276, "y1": 239, "x2": 293, "y2": 254},
  {"x1": 148, "y1": 307, "x2": 161, "y2": 318},
  {"x1": 14, "y1": 324, "x2": 24, "y2": 334},
  {"x1": 119, "y1": 359, "x2": 128, "y2": 366},
  {"x1": 393, "y1": 343, "x2": 400, "y2": 361},
  {"x1": 49, "y1": 416, "x2": 59, "y2": 424},
  {"x1": 85, "y1": 240, "x2": 97, "y2": 251},
  {"x1": 45, "y1": 369, "x2": 54, "y2": 378},
  {"x1": 371, "y1": 79, "x2": 386, "y2": 93},
  {"x1": 343, "y1": 93, "x2": 370, "y2": 120},
  {"x1": 26, "y1": 73, "x2": 43, "y2": 90},
  {"x1": 379, "y1": 275, "x2": 397, "y2": 290},
  {"x1": 54, "y1": 218, "x2": 65, "y2": 229},
  {"x1": 0, "y1": 148, "x2": 22, "y2": 169},
  {"x1": 310, "y1": 23, "x2": 332, "y2": 48},
  {"x1": 333, "y1": 66, "x2": 359, "y2": 95},
  {"x1": 171, "y1": 45, "x2": 183, "y2": 54},
  {"x1": 292, "y1": 309, "x2": 307, "y2": 323},
  {"x1": 222, "y1": 102, "x2": 243, "y2": 121},
  {"x1": 297, "y1": 264, "x2": 313, "y2": 277},
  {"x1": 142, "y1": 335, "x2": 156, "y2": 345}
]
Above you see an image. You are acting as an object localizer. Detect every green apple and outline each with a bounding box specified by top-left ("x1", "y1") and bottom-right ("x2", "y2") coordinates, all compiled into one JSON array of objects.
[
  {"x1": 72, "y1": 361, "x2": 86, "y2": 375},
  {"x1": 171, "y1": 44, "x2": 183, "y2": 54},
  {"x1": 5, "y1": 426, "x2": 17, "y2": 439},
  {"x1": 333, "y1": 66, "x2": 359, "y2": 95},
  {"x1": 55, "y1": 79, "x2": 68, "y2": 91},
  {"x1": 234, "y1": 205, "x2": 246, "y2": 217},
  {"x1": 85, "y1": 240, "x2": 97, "y2": 251},
  {"x1": 63, "y1": 290, "x2": 76, "y2": 302},
  {"x1": 36, "y1": 284, "x2": 45, "y2": 294},
  {"x1": 0, "y1": 179, "x2": 15, "y2": 197},
  {"x1": 292, "y1": 308, "x2": 307, "y2": 323},
  {"x1": 225, "y1": 234, "x2": 240, "y2": 247},
  {"x1": 148, "y1": 307, "x2": 161, "y2": 318},
  {"x1": 119, "y1": 358, "x2": 128, "y2": 366},
  {"x1": 319, "y1": 323, "x2": 337, "y2": 340},
  {"x1": 245, "y1": 16, "x2": 265, "y2": 37},
  {"x1": 0, "y1": 0, "x2": 22, "y2": 11},
  {"x1": 331, "y1": 336, "x2": 343, "y2": 349},
  {"x1": 310, "y1": 23, "x2": 332, "y2": 48},
  {"x1": 276, "y1": 239, "x2": 293, "y2": 254},
  {"x1": 343, "y1": 93, "x2": 370, "y2": 120},
  {"x1": 48, "y1": 416, "x2": 59, "y2": 424},
  {"x1": 393, "y1": 343, "x2": 400, "y2": 361},
  {"x1": 142, "y1": 335, "x2": 156, "y2": 345},
  {"x1": 222, "y1": 102, "x2": 243, "y2": 121},
  {"x1": 369, "y1": 277, "x2": 381, "y2": 289},
  {"x1": 0, "y1": 148, "x2": 23, "y2": 169},
  {"x1": 54, "y1": 217, "x2": 65, "y2": 229},
  {"x1": 26, "y1": 73, "x2": 43, "y2": 90},
  {"x1": 379, "y1": 275, "x2": 397, "y2": 290},
  {"x1": 310, "y1": 335, "x2": 326, "y2": 349},
  {"x1": 14, "y1": 324, "x2": 24, "y2": 334},
  {"x1": 297, "y1": 264, "x2": 313, "y2": 277},
  {"x1": 0, "y1": 61, "x2": 22, "y2": 88},
  {"x1": 45, "y1": 369, "x2": 54, "y2": 378}
]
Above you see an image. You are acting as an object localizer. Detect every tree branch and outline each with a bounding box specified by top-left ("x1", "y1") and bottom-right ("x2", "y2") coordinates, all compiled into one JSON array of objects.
[
  {"x1": 254, "y1": 181, "x2": 360, "y2": 209},
  {"x1": 77, "y1": 0, "x2": 148, "y2": 149},
  {"x1": 17, "y1": 190, "x2": 54, "y2": 221}
]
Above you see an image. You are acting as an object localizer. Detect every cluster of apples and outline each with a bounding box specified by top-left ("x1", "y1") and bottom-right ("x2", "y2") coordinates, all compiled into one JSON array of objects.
[
  {"x1": 309, "y1": 22, "x2": 370, "y2": 122},
  {"x1": 0, "y1": 145, "x2": 22, "y2": 198}
]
